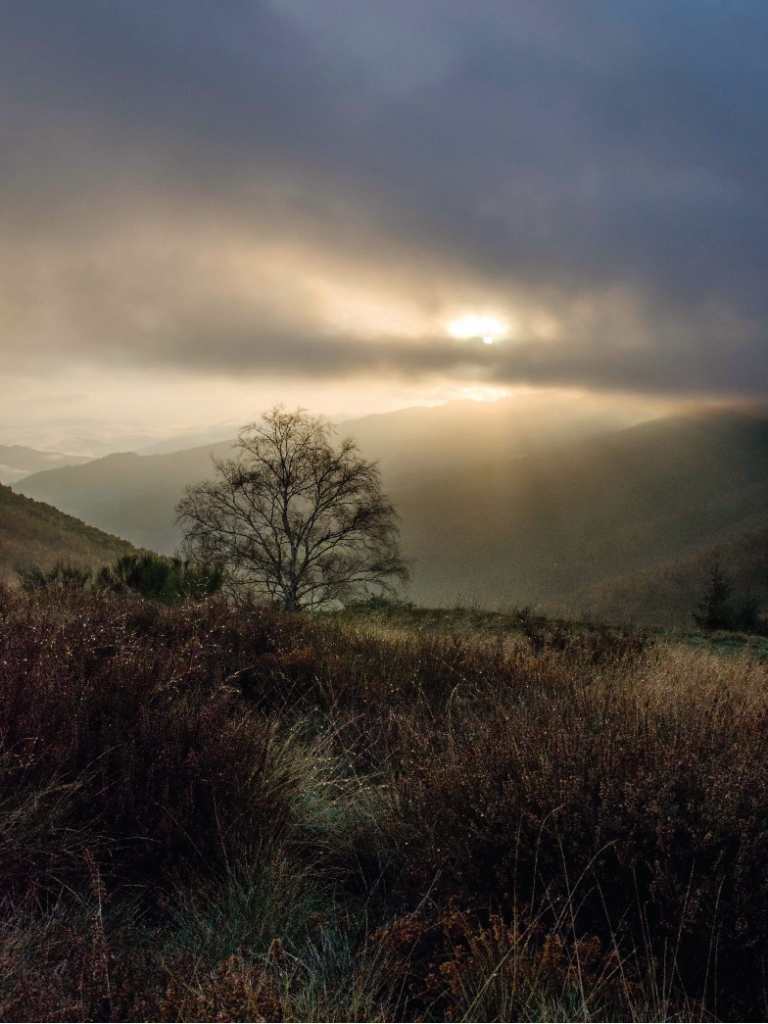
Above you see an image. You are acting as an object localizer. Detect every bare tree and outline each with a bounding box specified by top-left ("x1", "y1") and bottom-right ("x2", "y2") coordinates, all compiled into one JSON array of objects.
[{"x1": 176, "y1": 406, "x2": 411, "y2": 610}]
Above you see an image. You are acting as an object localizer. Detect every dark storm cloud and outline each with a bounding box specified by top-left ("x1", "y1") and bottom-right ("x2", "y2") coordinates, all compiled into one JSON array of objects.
[{"x1": 2, "y1": 0, "x2": 768, "y2": 396}]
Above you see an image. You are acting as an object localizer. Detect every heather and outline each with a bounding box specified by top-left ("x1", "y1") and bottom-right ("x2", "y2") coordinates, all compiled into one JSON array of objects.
[{"x1": 1, "y1": 588, "x2": 767, "y2": 1020}]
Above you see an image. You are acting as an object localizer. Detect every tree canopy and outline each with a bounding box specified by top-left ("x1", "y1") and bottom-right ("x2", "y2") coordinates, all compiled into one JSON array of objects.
[{"x1": 176, "y1": 407, "x2": 411, "y2": 610}]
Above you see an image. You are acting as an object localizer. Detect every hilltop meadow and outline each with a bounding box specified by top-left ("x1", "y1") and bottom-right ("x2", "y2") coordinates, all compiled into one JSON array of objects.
[{"x1": 2, "y1": 579, "x2": 768, "y2": 1022}]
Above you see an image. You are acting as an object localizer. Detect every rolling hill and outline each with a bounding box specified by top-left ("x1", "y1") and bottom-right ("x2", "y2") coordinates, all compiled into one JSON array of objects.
[
  {"x1": 394, "y1": 410, "x2": 768, "y2": 608},
  {"x1": 334, "y1": 391, "x2": 662, "y2": 487},
  {"x1": 15, "y1": 444, "x2": 236, "y2": 552},
  {"x1": 573, "y1": 522, "x2": 768, "y2": 628},
  {"x1": 0, "y1": 483, "x2": 137, "y2": 581},
  {"x1": 14, "y1": 393, "x2": 654, "y2": 553},
  {"x1": 0, "y1": 445, "x2": 91, "y2": 484},
  {"x1": 16, "y1": 404, "x2": 768, "y2": 613}
]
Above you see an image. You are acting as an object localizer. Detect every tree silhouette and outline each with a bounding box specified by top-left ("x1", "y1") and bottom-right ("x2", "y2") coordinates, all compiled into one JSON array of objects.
[
  {"x1": 176, "y1": 406, "x2": 411, "y2": 610},
  {"x1": 693, "y1": 561, "x2": 734, "y2": 630}
]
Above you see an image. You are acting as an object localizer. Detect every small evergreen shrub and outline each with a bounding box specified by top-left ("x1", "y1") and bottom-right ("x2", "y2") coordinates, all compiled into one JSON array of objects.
[
  {"x1": 693, "y1": 561, "x2": 765, "y2": 632},
  {"x1": 16, "y1": 562, "x2": 92, "y2": 592},
  {"x1": 693, "y1": 561, "x2": 734, "y2": 629},
  {"x1": 98, "y1": 552, "x2": 225, "y2": 605},
  {"x1": 18, "y1": 553, "x2": 224, "y2": 606}
]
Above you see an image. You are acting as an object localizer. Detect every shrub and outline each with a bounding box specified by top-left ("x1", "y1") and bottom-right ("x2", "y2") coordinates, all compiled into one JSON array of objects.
[
  {"x1": 0, "y1": 591, "x2": 306, "y2": 891},
  {"x1": 693, "y1": 561, "x2": 765, "y2": 632},
  {"x1": 6, "y1": 590, "x2": 768, "y2": 1018},
  {"x1": 97, "y1": 552, "x2": 225, "y2": 605},
  {"x1": 374, "y1": 908, "x2": 638, "y2": 1022},
  {"x1": 16, "y1": 562, "x2": 92, "y2": 593},
  {"x1": 17, "y1": 554, "x2": 224, "y2": 607}
]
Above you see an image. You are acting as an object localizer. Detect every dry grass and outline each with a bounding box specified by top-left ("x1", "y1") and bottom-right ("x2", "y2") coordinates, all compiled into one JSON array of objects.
[{"x1": 0, "y1": 587, "x2": 766, "y2": 1020}]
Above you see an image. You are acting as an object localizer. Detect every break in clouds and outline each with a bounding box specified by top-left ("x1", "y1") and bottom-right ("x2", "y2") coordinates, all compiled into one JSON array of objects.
[{"x1": 2, "y1": 0, "x2": 768, "y2": 398}]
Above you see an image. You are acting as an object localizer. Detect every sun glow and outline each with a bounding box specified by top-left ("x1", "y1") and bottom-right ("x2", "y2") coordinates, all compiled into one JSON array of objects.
[{"x1": 446, "y1": 314, "x2": 510, "y2": 344}]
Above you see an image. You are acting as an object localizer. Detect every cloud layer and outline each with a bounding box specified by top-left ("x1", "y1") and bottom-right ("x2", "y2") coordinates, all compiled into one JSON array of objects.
[{"x1": 2, "y1": 0, "x2": 768, "y2": 397}]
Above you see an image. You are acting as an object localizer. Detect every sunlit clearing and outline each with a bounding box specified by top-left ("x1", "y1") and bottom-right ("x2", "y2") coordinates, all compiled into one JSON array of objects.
[{"x1": 446, "y1": 314, "x2": 509, "y2": 342}]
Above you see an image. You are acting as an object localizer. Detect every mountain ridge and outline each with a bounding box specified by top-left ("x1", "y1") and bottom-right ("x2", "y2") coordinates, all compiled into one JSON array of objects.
[
  {"x1": 572, "y1": 520, "x2": 768, "y2": 627},
  {"x1": 17, "y1": 404, "x2": 768, "y2": 610},
  {"x1": 0, "y1": 445, "x2": 92, "y2": 484}
]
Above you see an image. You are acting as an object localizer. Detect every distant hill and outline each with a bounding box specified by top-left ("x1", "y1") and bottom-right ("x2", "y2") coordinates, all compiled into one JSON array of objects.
[
  {"x1": 0, "y1": 445, "x2": 91, "y2": 484},
  {"x1": 572, "y1": 523, "x2": 768, "y2": 627},
  {"x1": 14, "y1": 394, "x2": 658, "y2": 553},
  {"x1": 336, "y1": 391, "x2": 662, "y2": 487},
  {"x1": 16, "y1": 444, "x2": 235, "y2": 552},
  {"x1": 391, "y1": 410, "x2": 768, "y2": 608},
  {"x1": 18, "y1": 404, "x2": 768, "y2": 613},
  {"x1": 135, "y1": 425, "x2": 241, "y2": 455},
  {"x1": 0, "y1": 483, "x2": 136, "y2": 581}
]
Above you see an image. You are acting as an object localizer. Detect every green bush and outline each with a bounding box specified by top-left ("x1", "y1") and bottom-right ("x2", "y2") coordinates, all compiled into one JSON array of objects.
[
  {"x1": 16, "y1": 563, "x2": 92, "y2": 592},
  {"x1": 17, "y1": 553, "x2": 224, "y2": 606},
  {"x1": 98, "y1": 552, "x2": 224, "y2": 605}
]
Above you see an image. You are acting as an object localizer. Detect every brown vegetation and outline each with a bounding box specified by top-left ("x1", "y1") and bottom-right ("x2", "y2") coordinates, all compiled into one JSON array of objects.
[
  {"x1": 0, "y1": 483, "x2": 135, "y2": 583},
  {"x1": 0, "y1": 588, "x2": 766, "y2": 1019}
]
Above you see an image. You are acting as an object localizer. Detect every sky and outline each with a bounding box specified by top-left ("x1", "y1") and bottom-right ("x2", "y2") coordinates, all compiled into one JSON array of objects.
[{"x1": 1, "y1": 0, "x2": 766, "y2": 450}]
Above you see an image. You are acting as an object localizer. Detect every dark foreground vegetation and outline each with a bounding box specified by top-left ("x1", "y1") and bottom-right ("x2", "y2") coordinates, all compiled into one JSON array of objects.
[{"x1": 1, "y1": 587, "x2": 768, "y2": 1020}]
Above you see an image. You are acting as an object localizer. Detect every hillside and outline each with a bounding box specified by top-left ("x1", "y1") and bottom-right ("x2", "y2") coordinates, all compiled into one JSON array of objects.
[
  {"x1": 574, "y1": 521, "x2": 768, "y2": 627},
  {"x1": 4, "y1": 588, "x2": 768, "y2": 1019},
  {"x1": 17, "y1": 406, "x2": 768, "y2": 611},
  {"x1": 392, "y1": 409, "x2": 768, "y2": 608},
  {"x1": 336, "y1": 390, "x2": 663, "y2": 486},
  {"x1": 0, "y1": 483, "x2": 136, "y2": 579},
  {"x1": 16, "y1": 443, "x2": 235, "y2": 552},
  {"x1": 14, "y1": 393, "x2": 657, "y2": 552},
  {"x1": 0, "y1": 444, "x2": 91, "y2": 484}
]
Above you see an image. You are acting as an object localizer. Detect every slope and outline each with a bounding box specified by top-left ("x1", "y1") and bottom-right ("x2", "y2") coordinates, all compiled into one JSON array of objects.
[
  {"x1": 14, "y1": 394, "x2": 659, "y2": 553},
  {"x1": 0, "y1": 483, "x2": 137, "y2": 581},
  {"x1": 573, "y1": 523, "x2": 768, "y2": 628},
  {"x1": 16, "y1": 443, "x2": 235, "y2": 552},
  {"x1": 392, "y1": 410, "x2": 768, "y2": 608}
]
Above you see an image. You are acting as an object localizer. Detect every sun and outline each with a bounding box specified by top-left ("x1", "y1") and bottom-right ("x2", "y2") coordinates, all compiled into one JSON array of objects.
[{"x1": 445, "y1": 314, "x2": 509, "y2": 344}]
